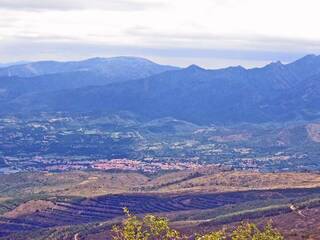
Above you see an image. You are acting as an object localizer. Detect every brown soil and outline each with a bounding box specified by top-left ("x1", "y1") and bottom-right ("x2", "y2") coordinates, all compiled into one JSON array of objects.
[{"x1": 3, "y1": 200, "x2": 56, "y2": 218}]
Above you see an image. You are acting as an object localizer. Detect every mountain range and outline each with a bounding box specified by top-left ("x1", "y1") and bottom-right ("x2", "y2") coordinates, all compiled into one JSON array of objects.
[
  {"x1": 0, "y1": 57, "x2": 178, "y2": 78},
  {"x1": 1, "y1": 54, "x2": 320, "y2": 124},
  {"x1": 0, "y1": 56, "x2": 178, "y2": 103}
]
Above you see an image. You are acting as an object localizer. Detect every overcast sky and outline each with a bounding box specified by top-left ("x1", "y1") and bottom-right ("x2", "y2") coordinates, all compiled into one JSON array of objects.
[{"x1": 1, "y1": 0, "x2": 320, "y2": 68}]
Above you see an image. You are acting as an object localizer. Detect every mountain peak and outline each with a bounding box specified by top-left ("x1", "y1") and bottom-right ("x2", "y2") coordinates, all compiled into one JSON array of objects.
[
  {"x1": 271, "y1": 60, "x2": 283, "y2": 66},
  {"x1": 226, "y1": 65, "x2": 246, "y2": 71},
  {"x1": 301, "y1": 54, "x2": 317, "y2": 59},
  {"x1": 265, "y1": 61, "x2": 284, "y2": 69},
  {"x1": 185, "y1": 64, "x2": 205, "y2": 71}
]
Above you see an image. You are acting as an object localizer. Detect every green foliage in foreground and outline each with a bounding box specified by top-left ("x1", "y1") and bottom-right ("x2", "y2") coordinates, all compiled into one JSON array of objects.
[{"x1": 112, "y1": 208, "x2": 284, "y2": 240}]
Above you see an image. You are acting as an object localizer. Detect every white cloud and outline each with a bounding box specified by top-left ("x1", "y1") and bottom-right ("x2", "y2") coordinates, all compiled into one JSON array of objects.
[
  {"x1": 0, "y1": 0, "x2": 160, "y2": 11},
  {"x1": 0, "y1": 0, "x2": 320, "y2": 67}
]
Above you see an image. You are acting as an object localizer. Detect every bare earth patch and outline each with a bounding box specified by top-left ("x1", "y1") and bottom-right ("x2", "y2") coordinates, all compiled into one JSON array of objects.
[
  {"x1": 153, "y1": 171, "x2": 320, "y2": 193},
  {"x1": 209, "y1": 133, "x2": 250, "y2": 142},
  {"x1": 3, "y1": 200, "x2": 56, "y2": 218},
  {"x1": 306, "y1": 123, "x2": 320, "y2": 142}
]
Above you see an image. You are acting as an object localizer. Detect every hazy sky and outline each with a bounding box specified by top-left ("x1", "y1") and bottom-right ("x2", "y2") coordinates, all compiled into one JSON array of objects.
[{"x1": 1, "y1": 0, "x2": 320, "y2": 68}]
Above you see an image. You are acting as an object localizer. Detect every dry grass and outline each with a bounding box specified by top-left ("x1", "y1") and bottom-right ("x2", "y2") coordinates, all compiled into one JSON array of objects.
[
  {"x1": 150, "y1": 171, "x2": 320, "y2": 193},
  {"x1": 0, "y1": 171, "x2": 149, "y2": 198},
  {"x1": 1, "y1": 170, "x2": 320, "y2": 199},
  {"x1": 2, "y1": 169, "x2": 320, "y2": 240},
  {"x1": 3, "y1": 200, "x2": 56, "y2": 218},
  {"x1": 60, "y1": 172, "x2": 149, "y2": 196}
]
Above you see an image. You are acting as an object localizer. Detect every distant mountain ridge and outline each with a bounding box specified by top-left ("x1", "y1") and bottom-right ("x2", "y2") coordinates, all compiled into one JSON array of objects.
[
  {"x1": 1, "y1": 55, "x2": 320, "y2": 124},
  {"x1": 0, "y1": 56, "x2": 178, "y2": 78},
  {"x1": 0, "y1": 61, "x2": 30, "y2": 68},
  {"x1": 0, "y1": 56, "x2": 179, "y2": 102}
]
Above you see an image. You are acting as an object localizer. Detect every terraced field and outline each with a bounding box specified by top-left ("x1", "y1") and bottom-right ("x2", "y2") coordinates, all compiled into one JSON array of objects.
[
  {"x1": 1, "y1": 187, "x2": 320, "y2": 238},
  {"x1": 1, "y1": 170, "x2": 320, "y2": 239}
]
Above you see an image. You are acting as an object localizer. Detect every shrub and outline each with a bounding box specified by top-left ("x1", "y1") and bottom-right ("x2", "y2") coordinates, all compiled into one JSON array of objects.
[
  {"x1": 112, "y1": 208, "x2": 184, "y2": 240},
  {"x1": 231, "y1": 223, "x2": 283, "y2": 240},
  {"x1": 112, "y1": 208, "x2": 284, "y2": 240}
]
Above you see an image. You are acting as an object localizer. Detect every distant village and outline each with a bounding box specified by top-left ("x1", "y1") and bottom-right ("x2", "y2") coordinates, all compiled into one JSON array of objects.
[{"x1": 0, "y1": 114, "x2": 314, "y2": 174}]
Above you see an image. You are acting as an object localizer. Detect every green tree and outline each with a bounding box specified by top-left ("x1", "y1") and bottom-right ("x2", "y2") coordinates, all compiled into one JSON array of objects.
[
  {"x1": 112, "y1": 209, "x2": 284, "y2": 240},
  {"x1": 111, "y1": 208, "x2": 185, "y2": 240},
  {"x1": 231, "y1": 223, "x2": 284, "y2": 240}
]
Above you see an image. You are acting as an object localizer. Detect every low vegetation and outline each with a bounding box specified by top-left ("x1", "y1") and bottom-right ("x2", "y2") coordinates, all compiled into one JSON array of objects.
[
  {"x1": 112, "y1": 208, "x2": 284, "y2": 240},
  {"x1": 1, "y1": 170, "x2": 320, "y2": 239}
]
